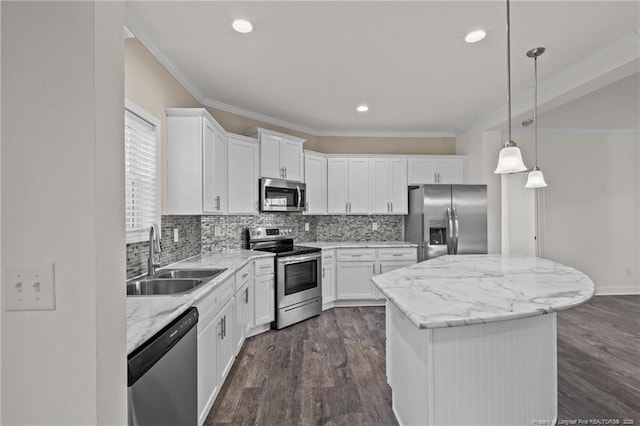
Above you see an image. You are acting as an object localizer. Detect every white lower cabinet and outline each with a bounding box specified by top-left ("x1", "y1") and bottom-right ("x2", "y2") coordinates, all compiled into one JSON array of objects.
[
  {"x1": 253, "y1": 257, "x2": 275, "y2": 327},
  {"x1": 335, "y1": 247, "x2": 417, "y2": 302},
  {"x1": 215, "y1": 298, "x2": 235, "y2": 386},
  {"x1": 321, "y1": 250, "x2": 336, "y2": 307},
  {"x1": 254, "y1": 275, "x2": 275, "y2": 325},
  {"x1": 336, "y1": 261, "x2": 376, "y2": 299},
  {"x1": 196, "y1": 305, "x2": 218, "y2": 426},
  {"x1": 195, "y1": 275, "x2": 234, "y2": 425}
]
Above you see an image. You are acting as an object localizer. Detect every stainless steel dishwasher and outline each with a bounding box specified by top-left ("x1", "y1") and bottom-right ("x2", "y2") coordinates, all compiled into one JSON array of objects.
[{"x1": 128, "y1": 307, "x2": 198, "y2": 426}]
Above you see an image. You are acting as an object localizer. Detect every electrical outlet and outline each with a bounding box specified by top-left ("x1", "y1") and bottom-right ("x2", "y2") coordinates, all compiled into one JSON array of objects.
[
  {"x1": 304, "y1": 223, "x2": 310, "y2": 232},
  {"x1": 372, "y1": 222, "x2": 378, "y2": 231},
  {"x1": 5, "y1": 262, "x2": 56, "y2": 311},
  {"x1": 173, "y1": 228, "x2": 179, "y2": 242},
  {"x1": 214, "y1": 226, "x2": 222, "y2": 237}
]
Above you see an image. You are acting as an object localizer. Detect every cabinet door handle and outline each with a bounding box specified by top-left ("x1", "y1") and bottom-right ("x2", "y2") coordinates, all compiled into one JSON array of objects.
[
  {"x1": 245, "y1": 287, "x2": 249, "y2": 304},
  {"x1": 219, "y1": 318, "x2": 224, "y2": 338},
  {"x1": 379, "y1": 264, "x2": 382, "y2": 274},
  {"x1": 284, "y1": 167, "x2": 287, "y2": 178},
  {"x1": 322, "y1": 267, "x2": 325, "y2": 278},
  {"x1": 346, "y1": 202, "x2": 348, "y2": 213},
  {"x1": 372, "y1": 264, "x2": 376, "y2": 274},
  {"x1": 216, "y1": 195, "x2": 221, "y2": 211},
  {"x1": 391, "y1": 202, "x2": 393, "y2": 213}
]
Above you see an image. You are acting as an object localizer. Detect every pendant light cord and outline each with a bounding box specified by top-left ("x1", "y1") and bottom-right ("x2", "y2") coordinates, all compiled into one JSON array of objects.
[
  {"x1": 534, "y1": 56, "x2": 538, "y2": 168},
  {"x1": 506, "y1": 0, "x2": 512, "y2": 143}
]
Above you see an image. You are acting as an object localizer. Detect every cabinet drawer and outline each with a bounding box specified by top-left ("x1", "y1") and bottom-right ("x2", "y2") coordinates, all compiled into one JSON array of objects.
[
  {"x1": 378, "y1": 248, "x2": 417, "y2": 261},
  {"x1": 322, "y1": 249, "x2": 335, "y2": 264},
  {"x1": 254, "y1": 258, "x2": 274, "y2": 276},
  {"x1": 236, "y1": 263, "x2": 252, "y2": 291},
  {"x1": 217, "y1": 276, "x2": 236, "y2": 308},
  {"x1": 337, "y1": 249, "x2": 376, "y2": 262}
]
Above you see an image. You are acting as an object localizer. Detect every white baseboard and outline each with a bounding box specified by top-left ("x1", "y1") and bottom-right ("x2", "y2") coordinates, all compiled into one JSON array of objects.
[{"x1": 595, "y1": 286, "x2": 640, "y2": 296}]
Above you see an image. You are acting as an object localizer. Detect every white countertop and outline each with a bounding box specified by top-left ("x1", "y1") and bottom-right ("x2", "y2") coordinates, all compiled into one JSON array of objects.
[
  {"x1": 371, "y1": 254, "x2": 595, "y2": 329},
  {"x1": 301, "y1": 241, "x2": 418, "y2": 249},
  {"x1": 126, "y1": 250, "x2": 274, "y2": 354}
]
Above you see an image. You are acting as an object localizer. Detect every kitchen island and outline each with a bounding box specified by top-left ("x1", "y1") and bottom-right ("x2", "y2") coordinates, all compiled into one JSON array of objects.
[{"x1": 371, "y1": 255, "x2": 595, "y2": 426}]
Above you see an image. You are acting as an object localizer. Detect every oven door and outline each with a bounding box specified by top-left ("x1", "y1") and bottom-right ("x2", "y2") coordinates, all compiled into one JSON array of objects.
[
  {"x1": 276, "y1": 253, "x2": 321, "y2": 309},
  {"x1": 260, "y1": 178, "x2": 306, "y2": 212}
]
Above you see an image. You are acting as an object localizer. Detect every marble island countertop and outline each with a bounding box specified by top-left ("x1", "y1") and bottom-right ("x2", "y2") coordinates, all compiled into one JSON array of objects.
[
  {"x1": 371, "y1": 254, "x2": 595, "y2": 329},
  {"x1": 127, "y1": 250, "x2": 274, "y2": 355},
  {"x1": 301, "y1": 241, "x2": 418, "y2": 249}
]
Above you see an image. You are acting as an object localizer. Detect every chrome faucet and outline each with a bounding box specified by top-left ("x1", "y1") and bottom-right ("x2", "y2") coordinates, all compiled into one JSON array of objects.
[{"x1": 148, "y1": 224, "x2": 161, "y2": 276}]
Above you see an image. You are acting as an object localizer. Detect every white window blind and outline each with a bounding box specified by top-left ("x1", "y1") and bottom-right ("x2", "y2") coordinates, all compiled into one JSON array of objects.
[{"x1": 125, "y1": 104, "x2": 160, "y2": 244}]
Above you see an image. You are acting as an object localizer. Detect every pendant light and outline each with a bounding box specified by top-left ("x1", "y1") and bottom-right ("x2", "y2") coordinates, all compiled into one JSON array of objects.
[
  {"x1": 525, "y1": 47, "x2": 548, "y2": 188},
  {"x1": 494, "y1": 0, "x2": 527, "y2": 174}
]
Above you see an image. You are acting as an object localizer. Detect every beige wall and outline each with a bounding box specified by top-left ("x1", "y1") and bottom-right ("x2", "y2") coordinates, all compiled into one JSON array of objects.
[
  {"x1": 315, "y1": 136, "x2": 454, "y2": 155},
  {"x1": 125, "y1": 38, "x2": 201, "y2": 212},
  {"x1": 124, "y1": 39, "x2": 456, "y2": 195}
]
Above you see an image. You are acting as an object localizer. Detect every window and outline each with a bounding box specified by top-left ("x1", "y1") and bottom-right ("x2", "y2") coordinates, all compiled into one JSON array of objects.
[{"x1": 124, "y1": 100, "x2": 160, "y2": 244}]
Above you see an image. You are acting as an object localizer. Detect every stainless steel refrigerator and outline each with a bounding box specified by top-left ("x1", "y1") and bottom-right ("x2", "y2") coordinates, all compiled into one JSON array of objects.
[{"x1": 406, "y1": 185, "x2": 487, "y2": 261}]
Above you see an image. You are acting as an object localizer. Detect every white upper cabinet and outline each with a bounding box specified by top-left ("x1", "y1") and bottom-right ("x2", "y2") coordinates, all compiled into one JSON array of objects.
[
  {"x1": 327, "y1": 158, "x2": 370, "y2": 214},
  {"x1": 369, "y1": 158, "x2": 407, "y2": 214},
  {"x1": 327, "y1": 158, "x2": 349, "y2": 214},
  {"x1": 166, "y1": 108, "x2": 227, "y2": 215},
  {"x1": 227, "y1": 133, "x2": 259, "y2": 215},
  {"x1": 407, "y1": 156, "x2": 464, "y2": 185},
  {"x1": 347, "y1": 158, "x2": 370, "y2": 213},
  {"x1": 246, "y1": 128, "x2": 305, "y2": 182},
  {"x1": 304, "y1": 151, "x2": 327, "y2": 214}
]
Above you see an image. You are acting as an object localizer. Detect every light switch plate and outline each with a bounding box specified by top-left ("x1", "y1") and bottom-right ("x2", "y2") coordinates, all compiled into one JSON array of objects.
[
  {"x1": 304, "y1": 223, "x2": 310, "y2": 231},
  {"x1": 372, "y1": 222, "x2": 378, "y2": 231},
  {"x1": 5, "y1": 261, "x2": 56, "y2": 311},
  {"x1": 173, "y1": 228, "x2": 179, "y2": 242},
  {"x1": 214, "y1": 226, "x2": 222, "y2": 237}
]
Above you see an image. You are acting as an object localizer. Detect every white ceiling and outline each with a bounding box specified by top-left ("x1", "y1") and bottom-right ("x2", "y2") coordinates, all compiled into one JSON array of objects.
[{"x1": 125, "y1": 1, "x2": 640, "y2": 135}]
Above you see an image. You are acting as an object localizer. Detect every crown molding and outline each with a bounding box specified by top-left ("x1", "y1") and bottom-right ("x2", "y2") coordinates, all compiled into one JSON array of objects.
[
  {"x1": 202, "y1": 97, "x2": 319, "y2": 136},
  {"x1": 457, "y1": 30, "x2": 640, "y2": 136},
  {"x1": 512, "y1": 127, "x2": 639, "y2": 135}
]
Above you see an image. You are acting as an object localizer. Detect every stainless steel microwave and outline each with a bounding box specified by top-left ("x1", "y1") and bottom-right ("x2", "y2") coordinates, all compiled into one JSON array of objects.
[{"x1": 260, "y1": 178, "x2": 306, "y2": 212}]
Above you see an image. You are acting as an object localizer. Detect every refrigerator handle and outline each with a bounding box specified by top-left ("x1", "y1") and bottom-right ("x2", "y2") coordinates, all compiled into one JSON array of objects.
[
  {"x1": 453, "y1": 207, "x2": 460, "y2": 254},
  {"x1": 446, "y1": 207, "x2": 454, "y2": 255}
]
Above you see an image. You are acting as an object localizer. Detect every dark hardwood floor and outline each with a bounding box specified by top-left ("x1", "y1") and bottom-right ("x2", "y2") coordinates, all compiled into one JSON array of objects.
[
  {"x1": 557, "y1": 295, "x2": 640, "y2": 423},
  {"x1": 206, "y1": 296, "x2": 639, "y2": 425}
]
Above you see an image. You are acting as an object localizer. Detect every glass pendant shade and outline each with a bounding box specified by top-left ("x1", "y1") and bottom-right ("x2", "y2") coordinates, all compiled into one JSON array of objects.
[
  {"x1": 494, "y1": 145, "x2": 527, "y2": 174},
  {"x1": 525, "y1": 168, "x2": 547, "y2": 188}
]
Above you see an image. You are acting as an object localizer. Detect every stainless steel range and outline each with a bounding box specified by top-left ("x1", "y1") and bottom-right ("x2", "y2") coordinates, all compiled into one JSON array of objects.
[{"x1": 247, "y1": 227, "x2": 322, "y2": 329}]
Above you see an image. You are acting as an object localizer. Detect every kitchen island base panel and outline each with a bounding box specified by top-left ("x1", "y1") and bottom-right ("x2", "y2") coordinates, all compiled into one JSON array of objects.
[{"x1": 387, "y1": 302, "x2": 557, "y2": 426}]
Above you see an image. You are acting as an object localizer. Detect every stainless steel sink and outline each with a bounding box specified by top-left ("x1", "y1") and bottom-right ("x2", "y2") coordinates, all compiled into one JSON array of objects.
[
  {"x1": 127, "y1": 278, "x2": 204, "y2": 296},
  {"x1": 154, "y1": 268, "x2": 226, "y2": 280},
  {"x1": 126, "y1": 268, "x2": 227, "y2": 296}
]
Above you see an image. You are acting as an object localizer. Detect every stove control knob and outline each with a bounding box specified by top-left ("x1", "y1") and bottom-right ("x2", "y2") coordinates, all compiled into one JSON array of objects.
[{"x1": 257, "y1": 230, "x2": 261, "y2": 236}]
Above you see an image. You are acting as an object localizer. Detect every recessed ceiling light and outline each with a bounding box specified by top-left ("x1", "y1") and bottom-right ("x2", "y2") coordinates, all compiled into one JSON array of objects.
[
  {"x1": 465, "y1": 30, "x2": 486, "y2": 43},
  {"x1": 356, "y1": 105, "x2": 369, "y2": 112},
  {"x1": 232, "y1": 19, "x2": 253, "y2": 34}
]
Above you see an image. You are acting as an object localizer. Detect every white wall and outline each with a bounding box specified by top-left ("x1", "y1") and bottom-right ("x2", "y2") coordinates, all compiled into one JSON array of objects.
[
  {"x1": 537, "y1": 131, "x2": 639, "y2": 295},
  {"x1": 1, "y1": 2, "x2": 126, "y2": 424}
]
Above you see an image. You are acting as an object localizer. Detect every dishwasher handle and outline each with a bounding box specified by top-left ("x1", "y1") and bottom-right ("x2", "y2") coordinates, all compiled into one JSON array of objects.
[{"x1": 127, "y1": 307, "x2": 199, "y2": 387}]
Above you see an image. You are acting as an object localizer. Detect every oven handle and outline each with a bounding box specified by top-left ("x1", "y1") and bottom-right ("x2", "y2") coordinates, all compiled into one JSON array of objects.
[
  {"x1": 296, "y1": 185, "x2": 302, "y2": 210},
  {"x1": 277, "y1": 252, "x2": 321, "y2": 266}
]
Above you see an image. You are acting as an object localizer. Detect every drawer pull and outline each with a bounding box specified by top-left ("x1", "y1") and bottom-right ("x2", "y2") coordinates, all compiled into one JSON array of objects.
[{"x1": 392, "y1": 253, "x2": 404, "y2": 257}]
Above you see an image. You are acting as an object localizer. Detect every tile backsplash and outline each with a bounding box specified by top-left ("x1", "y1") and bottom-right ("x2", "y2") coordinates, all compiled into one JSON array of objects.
[
  {"x1": 201, "y1": 214, "x2": 317, "y2": 251},
  {"x1": 126, "y1": 213, "x2": 405, "y2": 278},
  {"x1": 315, "y1": 215, "x2": 403, "y2": 241},
  {"x1": 126, "y1": 215, "x2": 201, "y2": 278}
]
